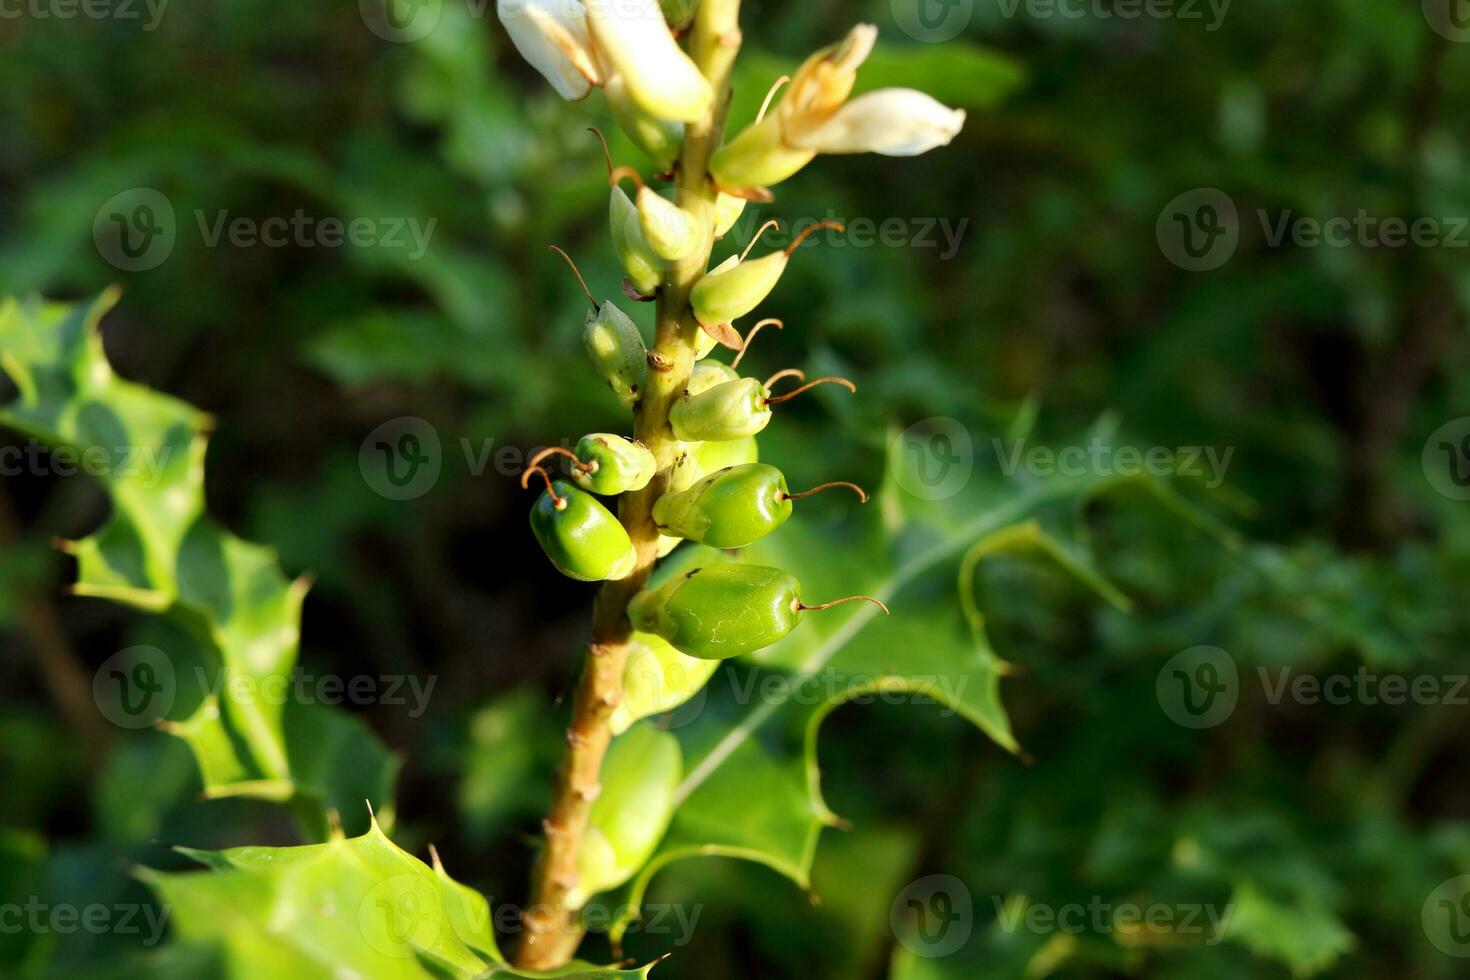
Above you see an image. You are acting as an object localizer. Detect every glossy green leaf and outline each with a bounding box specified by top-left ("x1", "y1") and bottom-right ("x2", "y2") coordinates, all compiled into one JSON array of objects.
[
  {"x1": 0, "y1": 292, "x2": 397, "y2": 834},
  {"x1": 146, "y1": 818, "x2": 657, "y2": 979},
  {"x1": 607, "y1": 423, "x2": 1231, "y2": 942}
]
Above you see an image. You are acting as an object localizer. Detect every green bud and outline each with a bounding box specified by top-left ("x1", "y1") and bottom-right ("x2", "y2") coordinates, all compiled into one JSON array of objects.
[
  {"x1": 686, "y1": 359, "x2": 740, "y2": 397},
  {"x1": 573, "y1": 724, "x2": 681, "y2": 907},
  {"x1": 611, "y1": 631, "x2": 719, "y2": 735},
  {"x1": 606, "y1": 74, "x2": 684, "y2": 172},
  {"x1": 610, "y1": 186, "x2": 662, "y2": 297},
  {"x1": 658, "y1": 0, "x2": 699, "y2": 30},
  {"x1": 630, "y1": 563, "x2": 888, "y2": 659},
  {"x1": 669, "y1": 433, "x2": 759, "y2": 491},
  {"x1": 584, "y1": 301, "x2": 647, "y2": 409},
  {"x1": 669, "y1": 378, "x2": 770, "y2": 442},
  {"x1": 690, "y1": 221, "x2": 842, "y2": 326},
  {"x1": 572, "y1": 433, "x2": 655, "y2": 496},
  {"x1": 638, "y1": 186, "x2": 702, "y2": 262},
  {"x1": 710, "y1": 114, "x2": 816, "y2": 190},
  {"x1": 690, "y1": 251, "x2": 786, "y2": 327},
  {"x1": 713, "y1": 192, "x2": 747, "y2": 238},
  {"x1": 528, "y1": 480, "x2": 637, "y2": 582}
]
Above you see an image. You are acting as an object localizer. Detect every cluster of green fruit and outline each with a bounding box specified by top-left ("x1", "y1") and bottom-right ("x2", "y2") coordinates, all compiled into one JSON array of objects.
[{"x1": 522, "y1": 279, "x2": 877, "y2": 661}]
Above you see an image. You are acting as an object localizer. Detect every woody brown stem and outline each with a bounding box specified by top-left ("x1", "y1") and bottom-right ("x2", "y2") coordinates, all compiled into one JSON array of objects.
[{"x1": 515, "y1": 3, "x2": 742, "y2": 969}]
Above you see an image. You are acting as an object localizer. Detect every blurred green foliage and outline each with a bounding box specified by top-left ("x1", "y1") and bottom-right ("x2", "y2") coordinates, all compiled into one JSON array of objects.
[{"x1": 2, "y1": 0, "x2": 1469, "y2": 977}]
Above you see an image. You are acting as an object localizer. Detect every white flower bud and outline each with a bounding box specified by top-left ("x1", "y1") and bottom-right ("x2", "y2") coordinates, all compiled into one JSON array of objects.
[
  {"x1": 497, "y1": 0, "x2": 602, "y2": 101},
  {"x1": 787, "y1": 89, "x2": 966, "y2": 156},
  {"x1": 585, "y1": 0, "x2": 713, "y2": 123}
]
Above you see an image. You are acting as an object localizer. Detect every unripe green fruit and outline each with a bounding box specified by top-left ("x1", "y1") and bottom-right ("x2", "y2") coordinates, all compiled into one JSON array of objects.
[
  {"x1": 611, "y1": 631, "x2": 719, "y2": 735},
  {"x1": 690, "y1": 251, "x2": 787, "y2": 326},
  {"x1": 572, "y1": 434, "x2": 656, "y2": 496},
  {"x1": 653, "y1": 463, "x2": 791, "y2": 548},
  {"x1": 670, "y1": 434, "x2": 759, "y2": 491},
  {"x1": 572, "y1": 724, "x2": 681, "y2": 907},
  {"x1": 630, "y1": 564, "x2": 803, "y2": 659},
  {"x1": 529, "y1": 481, "x2": 637, "y2": 582},
  {"x1": 584, "y1": 301, "x2": 647, "y2": 409},
  {"x1": 669, "y1": 378, "x2": 770, "y2": 442},
  {"x1": 610, "y1": 187, "x2": 662, "y2": 297}
]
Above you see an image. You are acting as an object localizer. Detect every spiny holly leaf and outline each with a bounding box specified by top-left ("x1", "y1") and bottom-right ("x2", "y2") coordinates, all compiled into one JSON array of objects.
[
  {"x1": 145, "y1": 818, "x2": 656, "y2": 979},
  {"x1": 608, "y1": 423, "x2": 1232, "y2": 942},
  {"x1": 0, "y1": 292, "x2": 397, "y2": 834}
]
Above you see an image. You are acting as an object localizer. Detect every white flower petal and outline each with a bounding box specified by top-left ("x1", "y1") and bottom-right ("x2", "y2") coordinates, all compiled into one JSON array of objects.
[
  {"x1": 497, "y1": 0, "x2": 601, "y2": 101},
  {"x1": 585, "y1": 0, "x2": 713, "y2": 122},
  {"x1": 788, "y1": 88, "x2": 966, "y2": 156}
]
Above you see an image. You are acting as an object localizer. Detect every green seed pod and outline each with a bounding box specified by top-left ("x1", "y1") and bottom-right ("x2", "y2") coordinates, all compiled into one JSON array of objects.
[
  {"x1": 610, "y1": 631, "x2": 719, "y2": 735},
  {"x1": 584, "y1": 301, "x2": 647, "y2": 409},
  {"x1": 669, "y1": 377, "x2": 770, "y2": 442},
  {"x1": 669, "y1": 434, "x2": 759, "y2": 491},
  {"x1": 631, "y1": 564, "x2": 798, "y2": 659},
  {"x1": 654, "y1": 463, "x2": 789, "y2": 548},
  {"x1": 690, "y1": 221, "x2": 841, "y2": 326},
  {"x1": 572, "y1": 724, "x2": 681, "y2": 907},
  {"x1": 527, "y1": 478, "x2": 637, "y2": 582},
  {"x1": 630, "y1": 564, "x2": 889, "y2": 660},
  {"x1": 605, "y1": 75, "x2": 683, "y2": 172},
  {"x1": 571, "y1": 433, "x2": 655, "y2": 495},
  {"x1": 653, "y1": 464, "x2": 865, "y2": 549}
]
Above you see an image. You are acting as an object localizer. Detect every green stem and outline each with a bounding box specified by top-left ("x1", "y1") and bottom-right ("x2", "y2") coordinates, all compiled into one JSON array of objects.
[{"x1": 515, "y1": 6, "x2": 742, "y2": 969}]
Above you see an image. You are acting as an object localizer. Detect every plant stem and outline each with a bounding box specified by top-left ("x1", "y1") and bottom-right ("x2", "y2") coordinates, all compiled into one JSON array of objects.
[{"x1": 516, "y1": 5, "x2": 742, "y2": 969}]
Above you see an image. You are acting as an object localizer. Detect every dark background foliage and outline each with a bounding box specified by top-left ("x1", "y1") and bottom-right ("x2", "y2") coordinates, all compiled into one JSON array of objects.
[{"x1": 2, "y1": 0, "x2": 1469, "y2": 976}]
